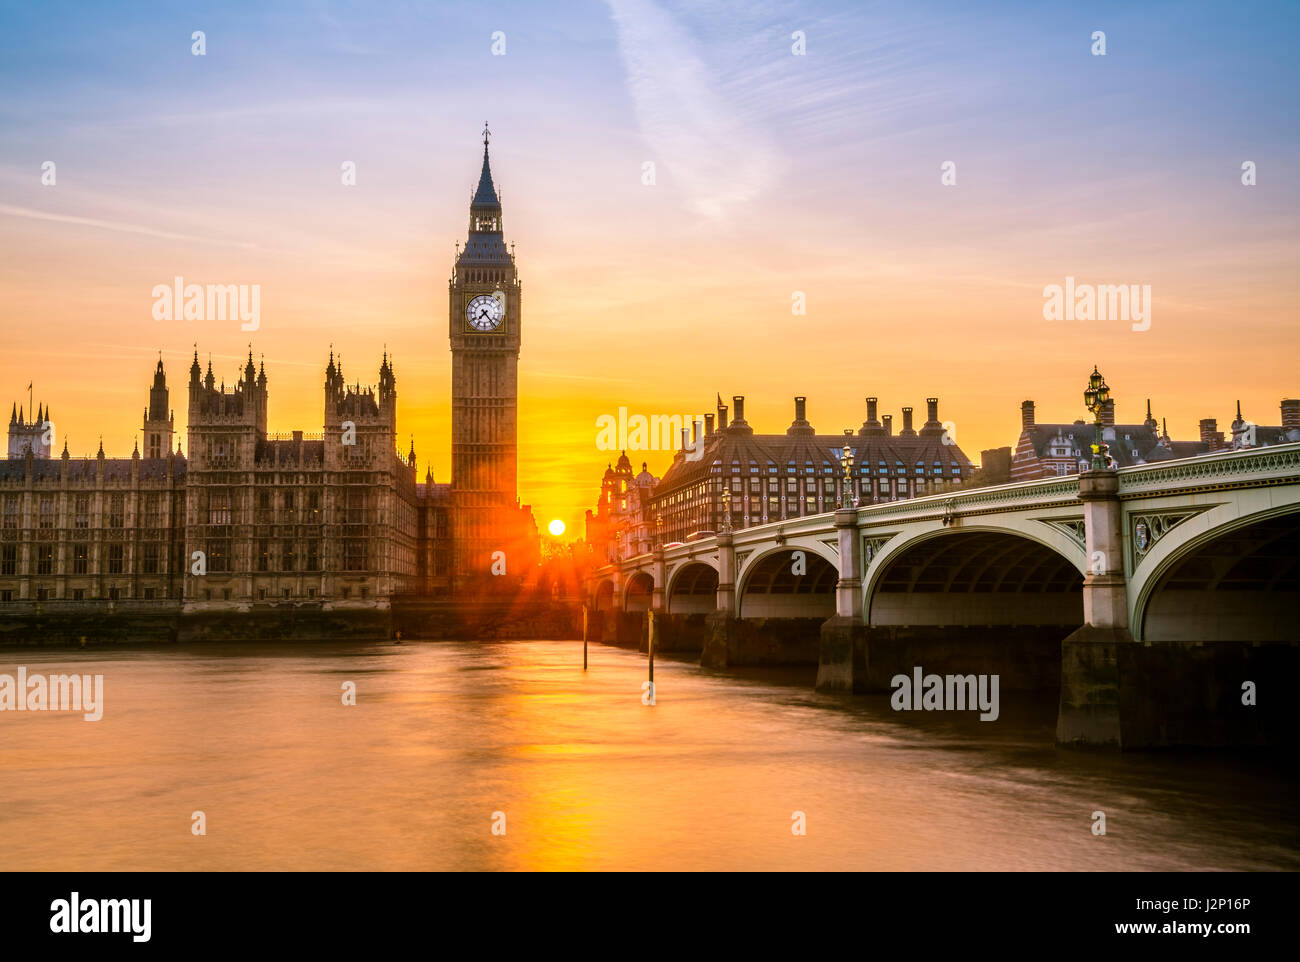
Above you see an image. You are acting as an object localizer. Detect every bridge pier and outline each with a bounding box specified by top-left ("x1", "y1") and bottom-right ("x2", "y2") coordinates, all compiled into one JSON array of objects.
[
  {"x1": 701, "y1": 531, "x2": 737, "y2": 668},
  {"x1": 817, "y1": 507, "x2": 866, "y2": 691},
  {"x1": 701, "y1": 611, "x2": 739, "y2": 667},
  {"x1": 1057, "y1": 470, "x2": 1130, "y2": 748}
]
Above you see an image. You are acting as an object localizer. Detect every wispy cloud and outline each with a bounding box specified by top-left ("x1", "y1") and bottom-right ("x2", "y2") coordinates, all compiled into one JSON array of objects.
[
  {"x1": 0, "y1": 203, "x2": 257, "y2": 249},
  {"x1": 603, "y1": 0, "x2": 781, "y2": 220}
]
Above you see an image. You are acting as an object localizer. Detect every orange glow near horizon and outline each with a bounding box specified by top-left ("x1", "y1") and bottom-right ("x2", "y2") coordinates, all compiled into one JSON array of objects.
[{"x1": 1, "y1": 201, "x2": 1297, "y2": 539}]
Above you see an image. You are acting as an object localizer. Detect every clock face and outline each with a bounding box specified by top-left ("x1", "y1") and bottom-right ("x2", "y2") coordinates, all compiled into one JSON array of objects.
[{"x1": 466, "y1": 293, "x2": 505, "y2": 332}]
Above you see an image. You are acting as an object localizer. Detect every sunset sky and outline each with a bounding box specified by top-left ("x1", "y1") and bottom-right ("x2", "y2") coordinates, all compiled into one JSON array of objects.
[{"x1": 1, "y1": 0, "x2": 1296, "y2": 534}]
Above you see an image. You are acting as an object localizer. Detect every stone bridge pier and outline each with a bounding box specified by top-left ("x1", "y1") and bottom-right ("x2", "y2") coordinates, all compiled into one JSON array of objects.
[{"x1": 1055, "y1": 470, "x2": 1130, "y2": 746}]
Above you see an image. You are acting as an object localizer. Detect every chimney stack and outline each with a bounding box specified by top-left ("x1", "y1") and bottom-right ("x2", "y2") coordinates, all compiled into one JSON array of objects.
[
  {"x1": 859, "y1": 397, "x2": 884, "y2": 436},
  {"x1": 705, "y1": 412, "x2": 715, "y2": 436},
  {"x1": 1281, "y1": 399, "x2": 1300, "y2": 431},
  {"x1": 920, "y1": 397, "x2": 944, "y2": 438},
  {"x1": 1199, "y1": 418, "x2": 1220, "y2": 451},
  {"x1": 882, "y1": 414, "x2": 893, "y2": 436},
  {"x1": 732, "y1": 395, "x2": 746, "y2": 424},
  {"x1": 1021, "y1": 400, "x2": 1035, "y2": 430},
  {"x1": 1101, "y1": 398, "x2": 1115, "y2": 428},
  {"x1": 900, "y1": 406, "x2": 916, "y2": 436},
  {"x1": 787, "y1": 396, "x2": 814, "y2": 436},
  {"x1": 717, "y1": 397, "x2": 728, "y2": 430}
]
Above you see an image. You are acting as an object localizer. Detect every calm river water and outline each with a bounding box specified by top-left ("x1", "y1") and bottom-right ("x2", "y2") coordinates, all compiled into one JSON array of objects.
[{"x1": 1, "y1": 640, "x2": 1296, "y2": 871}]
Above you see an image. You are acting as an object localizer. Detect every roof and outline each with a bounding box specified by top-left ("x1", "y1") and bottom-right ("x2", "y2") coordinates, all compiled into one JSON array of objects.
[
  {"x1": 457, "y1": 232, "x2": 512, "y2": 266},
  {"x1": 1019, "y1": 422, "x2": 1208, "y2": 468},
  {"x1": 654, "y1": 425, "x2": 974, "y2": 496},
  {"x1": 458, "y1": 141, "x2": 512, "y2": 266},
  {"x1": 472, "y1": 145, "x2": 499, "y2": 208},
  {"x1": 1245, "y1": 425, "x2": 1300, "y2": 446},
  {"x1": 0, "y1": 456, "x2": 186, "y2": 482}
]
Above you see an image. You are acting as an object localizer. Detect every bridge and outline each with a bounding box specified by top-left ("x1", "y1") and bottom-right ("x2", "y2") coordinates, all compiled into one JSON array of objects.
[{"x1": 587, "y1": 442, "x2": 1300, "y2": 749}]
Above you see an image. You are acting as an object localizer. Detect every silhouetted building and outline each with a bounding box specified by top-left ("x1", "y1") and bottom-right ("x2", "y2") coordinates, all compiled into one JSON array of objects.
[
  {"x1": 0, "y1": 136, "x2": 543, "y2": 608},
  {"x1": 585, "y1": 453, "x2": 658, "y2": 563}
]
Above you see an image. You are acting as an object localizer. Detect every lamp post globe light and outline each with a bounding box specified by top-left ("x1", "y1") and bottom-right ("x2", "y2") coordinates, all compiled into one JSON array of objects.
[
  {"x1": 1083, "y1": 365, "x2": 1112, "y2": 472},
  {"x1": 720, "y1": 487, "x2": 732, "y2": 533},
  {"x1": 840, "y1": 429, "x2": 856, "y2": 508}
]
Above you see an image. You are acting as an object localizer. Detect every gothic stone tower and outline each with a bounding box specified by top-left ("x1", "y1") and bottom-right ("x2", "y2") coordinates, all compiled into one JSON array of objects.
[
  {"x1": 184, "y1": 350, "x2": 268, "y2": 595},
  {"x1": 449, "y1": 127, "x2": 522, "y2": 582},
  {"x1": 143, "y1": 357, "x2": 175, "y2": 459}
]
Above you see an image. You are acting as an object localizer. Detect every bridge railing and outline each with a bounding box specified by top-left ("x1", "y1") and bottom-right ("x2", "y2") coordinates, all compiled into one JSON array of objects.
[{"x1": 1117, "y1": 441, "x2": 1300, "y2": 495}]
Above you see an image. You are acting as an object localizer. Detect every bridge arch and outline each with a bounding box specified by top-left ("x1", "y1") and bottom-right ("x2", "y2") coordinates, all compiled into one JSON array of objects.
[
  {"x1": 865, "y1": 526, "x2": 1084, "y2": 627},
  {"x1": 1133, "y1": 499, "x2": 1300, "y2": 642},
  {"x1": 592, "y1": 578, "x2": 616, "y2": 612},
  {"x1": 623, "y1": 570, "x2": 654, "y2": 612},
  {"x1": 736, "y1": 544, "x2": 837, "y2": 619},
  {"x1": 666, "y1": 561, "x2": 719, "y2": 615}
]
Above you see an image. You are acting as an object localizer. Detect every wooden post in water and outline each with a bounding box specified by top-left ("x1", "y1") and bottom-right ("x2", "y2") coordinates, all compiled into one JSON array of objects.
[
  {"x1": 648, "y1": 610, "x2": 655, "y2": 684},
  {"x1": 582, "y1": 604, "x2": 588, "y2": 670}
]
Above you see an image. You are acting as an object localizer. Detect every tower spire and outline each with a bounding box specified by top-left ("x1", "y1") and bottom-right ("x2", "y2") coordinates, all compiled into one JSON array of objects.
[{"x1": 472, "y1": 123, "x2": 499, "y2": 209}]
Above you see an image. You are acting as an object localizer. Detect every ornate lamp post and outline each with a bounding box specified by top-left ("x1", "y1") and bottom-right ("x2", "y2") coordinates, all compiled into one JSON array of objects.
[
  {"x1": 720, "y1": 487, "x2": 732, "y2": 533},
  {"x1": 655, "y1": 512, "x2": 663, "y2": 548},
  {"x1": 839, "y1": 429, "x2": 856, "y2": 508},
  {"x1": 1083, "y1": 365, "x2": 1112, "y2": 472}
]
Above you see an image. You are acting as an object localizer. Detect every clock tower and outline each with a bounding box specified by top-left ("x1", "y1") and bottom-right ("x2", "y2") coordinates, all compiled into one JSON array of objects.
[{"x1": 449, "y1": 125, "x2": 525, "y2": 582}]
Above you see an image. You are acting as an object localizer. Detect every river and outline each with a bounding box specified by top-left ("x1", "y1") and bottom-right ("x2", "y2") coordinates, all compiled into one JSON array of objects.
[{"x1": 1, "y1": 640, "x2": 1296, "y2": 871}]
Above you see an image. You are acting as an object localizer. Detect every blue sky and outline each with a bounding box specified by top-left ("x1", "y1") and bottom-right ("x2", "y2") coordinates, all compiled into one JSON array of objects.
[{"x1": 1, "y1": 0, "x2": 1297, "y2": 523}]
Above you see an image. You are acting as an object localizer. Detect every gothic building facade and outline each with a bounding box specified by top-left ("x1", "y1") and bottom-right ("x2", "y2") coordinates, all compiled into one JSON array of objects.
[{"x1": 0, "y1": 136, "x2": 538, "y2": 611}]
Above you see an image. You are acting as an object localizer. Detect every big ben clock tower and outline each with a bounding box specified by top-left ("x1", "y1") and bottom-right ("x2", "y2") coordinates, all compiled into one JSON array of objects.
[{"x1": 449, "y1": 125, "x2": 525, "y2": 582}]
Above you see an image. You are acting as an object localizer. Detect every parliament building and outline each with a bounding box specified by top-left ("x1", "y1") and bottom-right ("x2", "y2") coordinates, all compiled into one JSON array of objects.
[{"x1": 0, "y1": 136, "x2": 537, "y2": 613}]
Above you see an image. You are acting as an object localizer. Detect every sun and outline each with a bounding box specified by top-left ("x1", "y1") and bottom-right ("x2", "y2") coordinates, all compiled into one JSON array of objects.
[{"x1": 547, "y1": 519, "x2": 565, "y2": 537}]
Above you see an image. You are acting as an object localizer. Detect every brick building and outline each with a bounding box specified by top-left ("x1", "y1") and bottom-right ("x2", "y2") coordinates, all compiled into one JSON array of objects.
[{"x1": 588, "y1": 393, "x2": 975, "y2": 560}]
